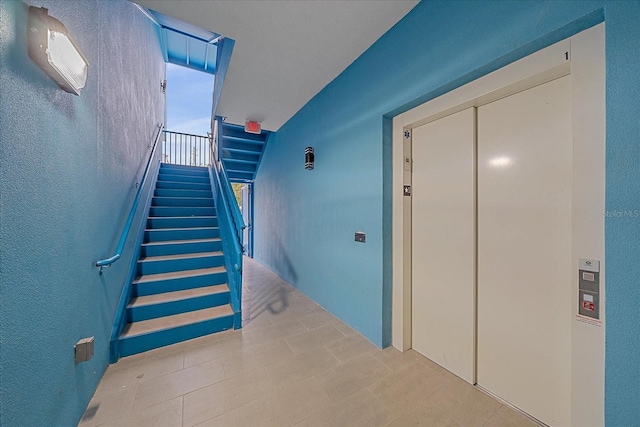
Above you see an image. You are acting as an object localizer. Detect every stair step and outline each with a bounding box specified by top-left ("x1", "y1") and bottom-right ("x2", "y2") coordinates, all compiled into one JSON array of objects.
[
  {"x1": 155, "y1": 188, "x2": 212, "y2": 198},
  {"x1": 126, "y1": 284, "x2": 231, "y2": 322},
  {"x1": 152, "y1": 196, "x2": 215, "y2": 207},
  {"x1": 140, "y1": 251, "x2": 223, "y2": 263},
  {"x1": 160, "y1": 164, "x2": 208, "y2": 174},
  {"x1": 134, "y1": 266, "x2": 226, "y2": 284},
  {"x1": 121, "y1": 305, "x2": 233, "y2": 338},
  {"x1": 133, "y1": 266, "x2": 228, "y2": 296},
  {"x1": 145, "y1": 227, "x2": 219, "y2": 242},
  {"x1": 149, "y1": 206, "x2": 216, "y2": 217},
  {"x1": 158, "y1": 173, "x2": 209, "y2": 184},
  {"x1": 129, "y1": 283, "x2": 229, "y2": 308},
  {"x1": 147, "y1": 216, "x2": 218, "y2": 229},
  {"x1": 156, "y1": 181, "x2": 211, "y2": 191},
  {"x1": 137, "y1": 251, "x2": 224, "y2": 275},
  {"x1": 141, "y1": 238, "x2": 222, "y2": 257}
]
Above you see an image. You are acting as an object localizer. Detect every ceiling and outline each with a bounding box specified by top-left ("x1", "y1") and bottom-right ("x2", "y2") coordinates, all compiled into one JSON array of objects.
[{"x1": 134, "y1": 0, "x2": 419, "y2": 131}]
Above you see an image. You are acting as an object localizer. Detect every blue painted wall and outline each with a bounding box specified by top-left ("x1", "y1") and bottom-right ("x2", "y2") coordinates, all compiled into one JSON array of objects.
[
  {"x1": 0, "y1": 0, "x2": 165, "y2": 425},
  {"x1": 253, "y1": 1, "x2": 640, "y2": 423}
]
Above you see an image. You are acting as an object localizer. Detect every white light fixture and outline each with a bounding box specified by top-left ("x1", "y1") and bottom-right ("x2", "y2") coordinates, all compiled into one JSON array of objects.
[{"x1": 28, "y1": 6, "x2": 89, "y2": 95}]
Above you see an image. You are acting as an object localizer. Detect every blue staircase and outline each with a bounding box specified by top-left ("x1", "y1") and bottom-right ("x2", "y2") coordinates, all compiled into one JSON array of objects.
[
  {"x1": 116, "y1": 163, "x2": 236, "y2": 357},
  {"x1": 219, "y1": 120, "x2": 270, "y2": 182}
]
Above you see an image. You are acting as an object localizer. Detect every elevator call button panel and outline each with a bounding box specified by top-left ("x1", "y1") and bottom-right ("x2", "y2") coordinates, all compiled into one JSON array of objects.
[{"x1": 578, "y1": 258, "x2": 600, "y2": 320}]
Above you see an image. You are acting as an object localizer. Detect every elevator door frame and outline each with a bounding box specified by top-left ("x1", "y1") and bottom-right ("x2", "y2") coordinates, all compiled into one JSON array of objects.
[{"x1": 391, "y1": 24, "x2": 605, "y2": 426}]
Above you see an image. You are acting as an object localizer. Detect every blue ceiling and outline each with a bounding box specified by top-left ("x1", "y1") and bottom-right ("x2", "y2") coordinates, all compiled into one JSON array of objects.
[{"x1": 147, "y1": 9, "x2": 221, "y2": 75}]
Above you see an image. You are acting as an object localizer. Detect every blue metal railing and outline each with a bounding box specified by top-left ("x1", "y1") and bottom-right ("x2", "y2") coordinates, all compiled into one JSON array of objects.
[
  {"x1": 95, "y1": 124, "x2": 164, "y2": 274},
  {"x1": 162, "y1": 130, "x2": 210, "y2": 166},
  {"x1": 209, "y1": 128, "x2": 244, "y2": 316}
]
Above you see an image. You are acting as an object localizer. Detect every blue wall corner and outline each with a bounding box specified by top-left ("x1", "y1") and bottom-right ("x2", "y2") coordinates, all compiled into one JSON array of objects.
[
  {"x1": 0, "y1": 0, "x2": 165, "y2": 425},
  {"x1": 253, "y1": 0, "x2": 640, "y2": 423}
]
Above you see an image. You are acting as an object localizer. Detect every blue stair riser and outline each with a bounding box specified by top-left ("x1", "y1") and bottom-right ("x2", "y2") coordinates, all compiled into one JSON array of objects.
[
  {"x1": 157, "y1": 174, "x2": 209, "y2": 184},
  {"x1": 149, "y1": 206, "x2": 216, "y2": 217},
  {"x1": 155, "y1": 181, "x2": 211, "y2": 191},
  {"x1": 154, "y1": 188, "x2": 212, "y2": 198},
  {"x1": 134, "y1": 271, "x2": 227, "y2": 296},
  {"x1": 152, "y1": 197, "x2": 215, "y2": 207},
  {"x1": 118, "y1": 315, "x2": 234, "y2": 358},
  {"x1": 221, "y1": 161, "x2": 257, "y2": 173},
  {"x1": 137, "y1": 254, "x2": 224, "y2": 275},
  {"x1": 147, "y1": 216, "x2": 218, "y2": 229},
  {"x1": 144, "y1": 227, "x2": 219, "y2": 242},
  {"x1": 127, "y1": 292, "x2": 230, "y2": 322},
  {"x1": 141, "y1": 239, "x2": 222, "y2": 257},
  {"x1": 159, "y1": 164, "x2": 208, "y2": 175},
  {"x1": 227, "y1": 171, "x2": 254, "y2": 181}
]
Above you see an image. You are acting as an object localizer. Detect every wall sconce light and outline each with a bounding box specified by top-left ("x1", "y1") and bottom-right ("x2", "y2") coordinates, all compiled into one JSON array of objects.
[
  {"x1": 28, "y1": 6, "x2": 89, "y2": 95},
  {"x1": 305, "y1": 147, "x2": 314, "y2": 170},
  {"x1": 161, "y1": 79, "x2": 167, "y2": 94}
]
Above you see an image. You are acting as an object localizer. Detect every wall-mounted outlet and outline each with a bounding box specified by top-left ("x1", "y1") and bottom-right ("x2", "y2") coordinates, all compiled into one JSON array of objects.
[
  {"x1": 355, "y1": 232, "x2": 366, "y2": 243},
  {"x1": 75, "y1": 337, "x2": 94, "y2": 364}
]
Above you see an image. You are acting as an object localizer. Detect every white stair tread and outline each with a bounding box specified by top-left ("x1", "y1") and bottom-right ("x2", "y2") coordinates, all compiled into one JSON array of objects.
[
  {"x1": 139, "y1": 251, "x2": 223, "y2": 263},
  {"x1": 142, "y1": 238, "x2": 221, "y2": 247},
  {"x1": 121, "y1": 305, "x2": 233, "y2": 338},
  {"x1": 128, "y1": 283, "x2": 229, "y2": 308},
  {"x1": 133, "y1": 266, "x2": 226, "y2": 284}
]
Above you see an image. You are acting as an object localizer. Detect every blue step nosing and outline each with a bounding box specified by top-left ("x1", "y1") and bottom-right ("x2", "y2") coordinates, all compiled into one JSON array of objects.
[
  {"x1": 118, "y1": 315, "x2": 234, "y2": 357},
  {"x1": 127, "y1": 292, "x2": 230, "y2": 322},
  {"x1": 141, "y1": 240, "x2": 221, "y2": 257},
  {"x1": 137, "y1": 254, "x2": 224, "y2": 275},
  {"x1": 133, "y1": 272, "x2": 227, "y2": 296}
]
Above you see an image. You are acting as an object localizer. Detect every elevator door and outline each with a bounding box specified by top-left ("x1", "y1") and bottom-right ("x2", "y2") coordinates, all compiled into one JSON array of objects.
[
  {"x1": 477, "y1": 75, "x2": 572, "y2": 426},
  {"x1": 411, "y1": 108, "x2": 476, "y2": 384}
]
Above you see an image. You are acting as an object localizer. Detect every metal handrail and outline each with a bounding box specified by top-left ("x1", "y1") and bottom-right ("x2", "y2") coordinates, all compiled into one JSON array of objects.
[
  {"x1": 95, "y1": 124, "x2": 164, "y2": 274},
  {"x1": 209, "y1": 132, "x2": 244, "y2": 308}
]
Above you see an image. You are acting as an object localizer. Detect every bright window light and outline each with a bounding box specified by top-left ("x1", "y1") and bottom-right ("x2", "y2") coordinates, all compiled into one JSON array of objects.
[{"x1": 47, "y1": 29, "x2": 88, "y2": 93}]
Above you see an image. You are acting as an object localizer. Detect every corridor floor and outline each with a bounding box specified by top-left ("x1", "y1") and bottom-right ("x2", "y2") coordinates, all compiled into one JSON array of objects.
[{"x1": 79, "y1": 257, "x2": 538, "y2": 427}]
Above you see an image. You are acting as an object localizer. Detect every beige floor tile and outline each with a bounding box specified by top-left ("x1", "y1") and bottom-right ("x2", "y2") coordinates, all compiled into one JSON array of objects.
[
  {"x1": 183, "y1": 366, "x2": 275, "y2": 426},
  {"x1": 428, "y1": 377, "x2": 502, "y2": 427},
  {"x1": 246, "y1": 318, "x2": 308, "y2": 346},
  {"x1": 81, "y1": 257, "x2": 516, "y2": 427},
  {"x1": 295, "y1": 388, "x2": 394, "y2": 427},
  {"x1": 194, "y1": 410, "x2": 238, "y2": 427},
  {"x1": 326, "y1": 334, "x2": 377, "y2": 363},
  {"x1": 222, "y1": 339, "x2": 295, "y2": 378},
  {"x1": 297, "y1": 310, "x2": 340, "y2": 330},
  {"x1": 314, "y1": 352, "x2": 392, "y2": 403},
  {"x1": 99, "y1": 395, "x2": 183, "y2": 427},
  {"x1": 266, "y1": 346, "x2": 340, "y2": 388},
  {"x1": 333, "y1": 322, "x2": 360, "y2": 337},
  {"x1": 183, "y1": 333, "x2": 252, "y2": 368},
  {"x1": 132, "y1": 359, "x2": 225, "y2": 411},
  {"x1": 284, "y1": 325, "x2": 345, "y2": 354},
  {"x1": 94, "y1": 352, "x2": 184, "y2": 397},
  {"x1": 235, "y1": 377, "x2": 332, "y2": 427},
  {"x1": 484, "y1": 405, "x2": 541, "y2": 427},
  {"x1": 388, "y1": 399, "x2": 461, "y2": 427},
  {"x1": 78, "y1": 386, "x2": 136, "y2": 427},
  {"x1": 372, "y1": 347, "x2": 436, "y2": 373},
  {"x1": 368, "y1": 360, "x2": 449, "y2": 416}
]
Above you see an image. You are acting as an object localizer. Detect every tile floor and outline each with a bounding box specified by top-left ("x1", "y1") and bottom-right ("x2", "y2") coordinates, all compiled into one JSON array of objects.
[{"x1": 79, "y1": 257, "x2": 539, "y2": 427}]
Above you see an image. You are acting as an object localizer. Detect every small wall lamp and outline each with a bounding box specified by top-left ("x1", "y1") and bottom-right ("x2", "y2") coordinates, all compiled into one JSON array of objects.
[
  {"x1": 305, "y1": 147, "x2": 314, "y2": 170},
  {"x1": 28, "y1": 6, "x2": 89, "y2": 95}
]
